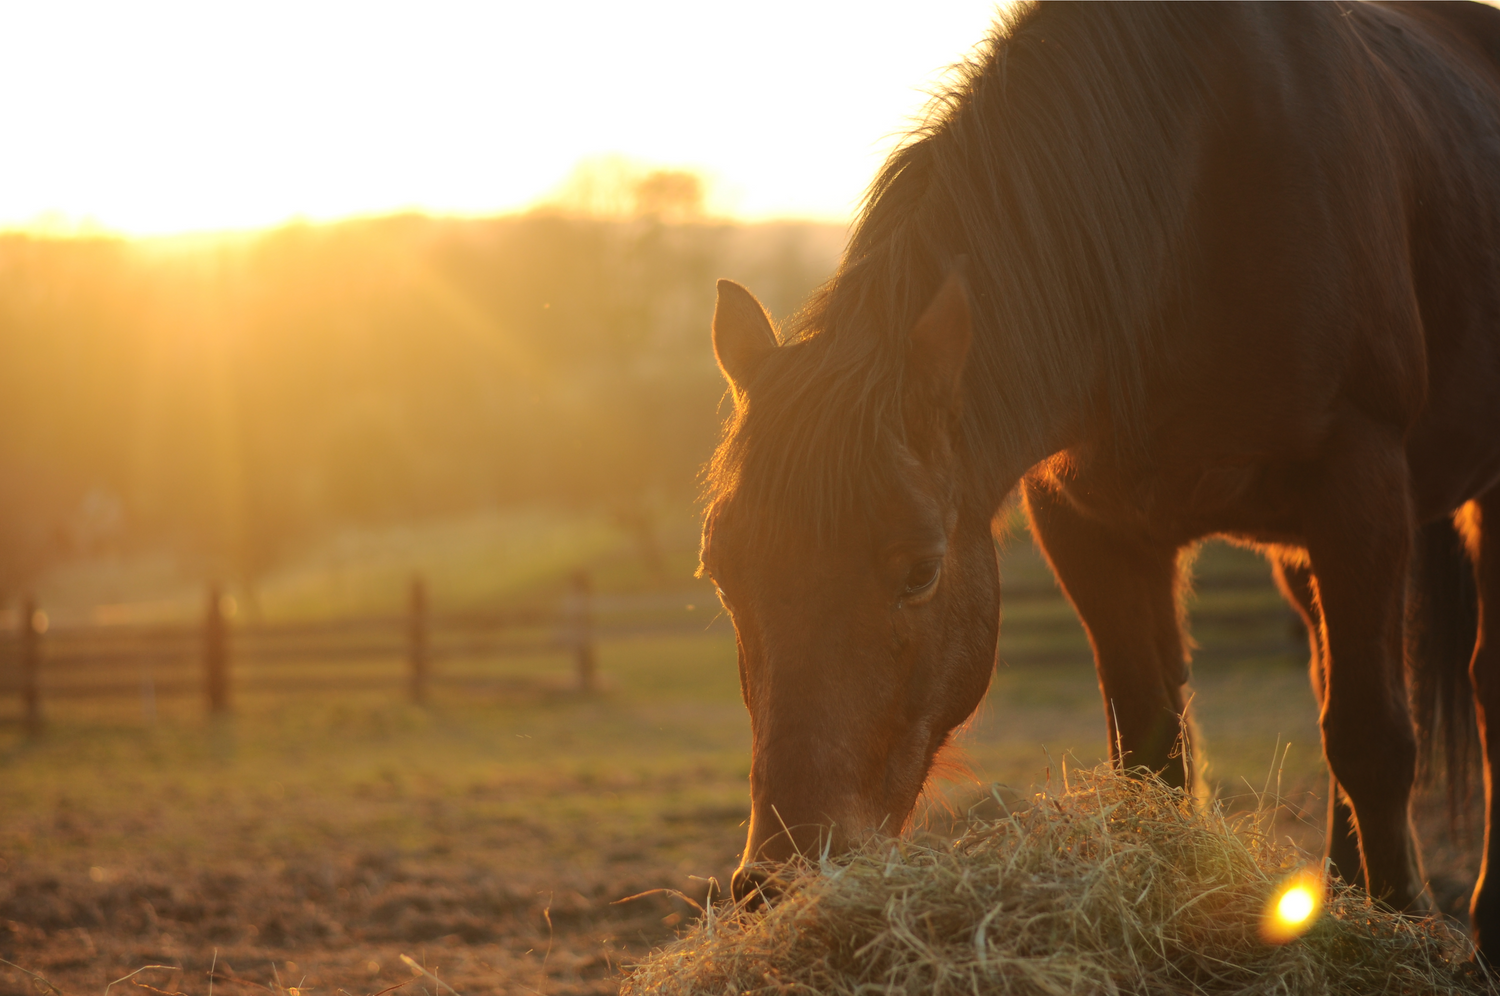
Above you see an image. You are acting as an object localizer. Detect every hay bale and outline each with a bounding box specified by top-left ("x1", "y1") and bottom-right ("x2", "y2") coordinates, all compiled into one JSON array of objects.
[{"x1": 623, "y1": 766, "x2": 1494, "y2": 995}]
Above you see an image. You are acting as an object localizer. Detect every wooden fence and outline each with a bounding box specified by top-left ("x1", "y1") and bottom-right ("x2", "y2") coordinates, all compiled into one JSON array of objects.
[
  {"x1": 0, "y1": 572, "x2": 612, "y2": 729},
  {"x1": 0, "y1": 569, "x2": 1305, "y2": 730}
]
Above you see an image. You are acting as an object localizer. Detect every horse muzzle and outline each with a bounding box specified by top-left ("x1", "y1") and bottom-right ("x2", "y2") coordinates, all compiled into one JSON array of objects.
[{"x1": 729, "y1": 862, "x2": 777, "y2": 908}]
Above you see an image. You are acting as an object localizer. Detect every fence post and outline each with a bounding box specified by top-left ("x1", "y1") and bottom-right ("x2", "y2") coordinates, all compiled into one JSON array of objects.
[
  {"x1": 21, "y1": 595, "x2": 42, "y2": 736},
  {"x1": 408, "y1": 575, "x2": 428, "y2": 705},
  {"x1": 204, "y1": 584, "x2": 230, "y2": 716},
  {"x1": 567, "y1": 571, "x2": 596, "y2": 692}
]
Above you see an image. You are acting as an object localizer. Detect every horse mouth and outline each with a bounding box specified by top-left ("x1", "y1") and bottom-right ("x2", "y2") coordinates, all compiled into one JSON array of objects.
[{"x1": 729, "y1": 863, "x2": 779, "y2": 908}]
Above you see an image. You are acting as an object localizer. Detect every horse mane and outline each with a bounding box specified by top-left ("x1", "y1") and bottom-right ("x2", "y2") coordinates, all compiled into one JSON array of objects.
[{"x1": 705, "y1": 2, "x2": 1211, "y2": 541}]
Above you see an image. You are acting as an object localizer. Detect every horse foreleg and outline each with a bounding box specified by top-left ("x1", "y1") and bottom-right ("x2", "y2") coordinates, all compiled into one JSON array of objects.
[
  {"x1": 1270, "y1": 554, "x2": 1364, "y2": 885},
  {"x1": 1024, "y1": 481, "x2": 1192, "y2": 788},
  {"x1": 1301, "y1": 425, "x2": 1425, "y2": 909},
  {"x1": 1464, "y1": 492, "x2": 1500, "y2": 959}
]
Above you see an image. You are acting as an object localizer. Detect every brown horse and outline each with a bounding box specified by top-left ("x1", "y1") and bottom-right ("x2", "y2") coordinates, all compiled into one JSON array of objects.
[{"x1": 699, "y1": 0, "x2": 1500, "y2": 957}]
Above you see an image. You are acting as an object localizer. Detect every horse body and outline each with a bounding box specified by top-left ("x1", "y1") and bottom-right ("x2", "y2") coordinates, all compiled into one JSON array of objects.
[
  {"x1": 1062, "y1": 1, "x2": 1500, "y2": 536},
  {"x1": 1026, "y1": 0, "x2": 1500, "y2": 925},
  {"x1": 702, "y1": 1, "x2": 1500, "y2": 956}
]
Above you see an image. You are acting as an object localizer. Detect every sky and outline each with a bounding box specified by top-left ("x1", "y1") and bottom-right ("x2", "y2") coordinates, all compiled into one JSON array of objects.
[{"x1": 0, "y1": 1, "x2": 1005, "y2": 237}]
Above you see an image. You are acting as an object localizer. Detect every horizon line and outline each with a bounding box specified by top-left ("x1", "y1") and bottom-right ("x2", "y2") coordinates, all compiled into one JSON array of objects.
[{"x1": 0, "y1": 204, "x2": 856, "y2": 245}]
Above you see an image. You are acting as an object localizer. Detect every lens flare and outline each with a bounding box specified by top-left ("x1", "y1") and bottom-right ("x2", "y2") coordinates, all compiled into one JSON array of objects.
[
  {"x1": 1260, "y1": 870, "x2": 1324, "y2": 944},
  {"x1": 1278, "y1": 885, "x2": 1315, "y2": 921}
]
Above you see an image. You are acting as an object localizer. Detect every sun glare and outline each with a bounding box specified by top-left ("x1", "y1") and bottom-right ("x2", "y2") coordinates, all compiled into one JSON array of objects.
[
  {"x1": 1261, "y1": 871, "x2": 1324, "y2": 945},
  {"x1": 1278, "y1": 886, "x2": 1315, "y2": 923},
  {"x1": 0, "y1": 0, "x2": 1004, "y2": 238}
]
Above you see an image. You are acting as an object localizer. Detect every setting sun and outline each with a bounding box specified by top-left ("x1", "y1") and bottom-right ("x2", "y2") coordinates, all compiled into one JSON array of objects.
[{"x1": 0, "y1": 0, "x2": 1003, "y2": 237}]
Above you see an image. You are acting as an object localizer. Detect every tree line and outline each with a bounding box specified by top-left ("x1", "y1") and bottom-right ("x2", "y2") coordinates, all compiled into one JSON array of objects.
[{"x1": 0, "y1": 213, "x2": 842, "y2": 598}]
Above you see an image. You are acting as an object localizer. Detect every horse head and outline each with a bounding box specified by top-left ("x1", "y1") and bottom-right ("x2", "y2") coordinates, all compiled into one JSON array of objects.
[{"x1": 699, "y1": 274, "x2": 1001, "y2": 904}]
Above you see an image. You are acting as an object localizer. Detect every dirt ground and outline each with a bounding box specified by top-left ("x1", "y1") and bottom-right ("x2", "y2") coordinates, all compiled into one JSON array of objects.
[
  {"x1": 0, "y1": 765, "x2": 732, "y2": 996},
  {"x1": 0, "y1": 630, "x2": 1486, "y2": 996}
]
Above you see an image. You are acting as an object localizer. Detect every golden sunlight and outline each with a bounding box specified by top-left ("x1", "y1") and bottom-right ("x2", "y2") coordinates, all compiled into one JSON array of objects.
[{"x1": 0, "y1": 0, "x2": 1003, "y2": 237}]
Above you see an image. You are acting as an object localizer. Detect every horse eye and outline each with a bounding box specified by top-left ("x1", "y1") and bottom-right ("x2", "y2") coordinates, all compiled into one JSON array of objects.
[{"x1": 903, "y1": 559, "x2": 942, "y2": 597}]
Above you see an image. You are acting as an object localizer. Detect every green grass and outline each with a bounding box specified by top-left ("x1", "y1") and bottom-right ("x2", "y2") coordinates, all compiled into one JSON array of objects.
[{"x1": 0, "y1": 631, "x2": 747, "y2": 837}]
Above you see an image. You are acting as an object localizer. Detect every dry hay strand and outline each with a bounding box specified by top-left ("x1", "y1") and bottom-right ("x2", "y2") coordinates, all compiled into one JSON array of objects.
[{"x1": 623, "y1": 765, "x2": 1497, "y2": 996}]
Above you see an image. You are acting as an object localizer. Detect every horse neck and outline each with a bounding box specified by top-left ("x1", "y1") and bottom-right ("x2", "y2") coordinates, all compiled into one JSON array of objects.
[
  {"x1": 936, "y1": 8, "x2": 1212, "y2": 511},
  {"x1": 955, "y1": 316, "x2": 1090, "y2": 516}
]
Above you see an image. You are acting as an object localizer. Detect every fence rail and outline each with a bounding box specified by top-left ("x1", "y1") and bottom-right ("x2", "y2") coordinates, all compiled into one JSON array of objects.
[{"x1": 0, "y1": 568, "x2": 1305, "y2": 729}]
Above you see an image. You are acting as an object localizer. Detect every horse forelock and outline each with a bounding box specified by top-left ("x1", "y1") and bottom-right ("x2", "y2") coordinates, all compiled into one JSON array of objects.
[{"x1": 702, "y1": 299, "x2": 913, "y2": 549}]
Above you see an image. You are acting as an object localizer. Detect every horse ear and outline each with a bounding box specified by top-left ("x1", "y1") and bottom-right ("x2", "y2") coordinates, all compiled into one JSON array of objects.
[
  {"x1": 713, "y1": 279, "x2": 777, "y2": 401},
  {"x1": 909, "y1": 270, "x2": 972, "y2": 407}
]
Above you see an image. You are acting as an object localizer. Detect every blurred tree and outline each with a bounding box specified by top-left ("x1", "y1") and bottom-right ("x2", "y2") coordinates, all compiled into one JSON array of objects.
[
  {"x1": 633, "y1": 170, "x2": 704, "y2": 222},
  {"x1": 0, "y1": 214, "x2": 841, "y2": 587}
]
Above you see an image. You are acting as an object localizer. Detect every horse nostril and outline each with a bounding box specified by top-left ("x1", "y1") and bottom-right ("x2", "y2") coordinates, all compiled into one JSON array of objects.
[{"x1": 730, "y1": 865, "x2": 776, "y2": 908}]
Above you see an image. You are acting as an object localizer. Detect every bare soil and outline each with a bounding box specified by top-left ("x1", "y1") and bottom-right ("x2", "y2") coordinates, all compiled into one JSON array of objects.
[{"x1": 0, "y1": 769, "x2": 737, "y2": 996}]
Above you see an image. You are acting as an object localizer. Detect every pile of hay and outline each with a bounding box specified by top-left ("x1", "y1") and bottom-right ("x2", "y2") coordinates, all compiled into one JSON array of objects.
[{"x1": 624, "y1": 766, "x2": 1493, "y2": 995}]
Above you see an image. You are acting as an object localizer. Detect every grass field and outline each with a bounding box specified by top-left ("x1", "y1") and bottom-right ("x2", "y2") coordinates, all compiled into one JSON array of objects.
[{"x1": 0, "y1": 534, "x2": 1483, "y2": 995}]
